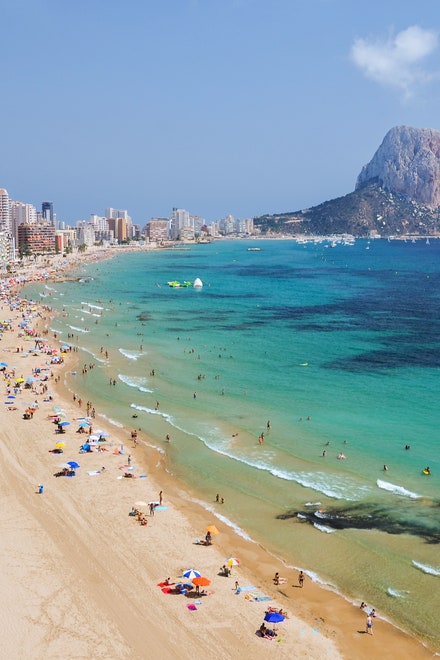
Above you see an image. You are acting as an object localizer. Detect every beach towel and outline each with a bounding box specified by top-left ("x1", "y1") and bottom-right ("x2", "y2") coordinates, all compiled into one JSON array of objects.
[
  {"x1": 154, "y1": 506, "x2": 167, "y2": 511},
  {"x1": 86, "y1": 470, "x2": 101, "y2": 476},
  {"x1": 239, "y1": 586, "x2": 257, "y2": 592}
]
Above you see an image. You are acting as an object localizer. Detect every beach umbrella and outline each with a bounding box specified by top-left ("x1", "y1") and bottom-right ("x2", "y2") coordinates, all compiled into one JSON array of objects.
[
  {"x1": 78, "y1": 421, "x2": 89, "y2": 428},
  {"x1": 7, "y1": 395, "x2": 16, "y2": 399},
  {"x1": 0, "y1": 362, "x2": 7, "y2": 367},
  {"x1": 58, "y1": 462, "x2": 71, "y2": 469},
  {"x1": 182, "y1": 569, "x2": 201, "y2": 580},
  {"x1": 206, "y1": 525, "x2": 220, "y2": 535},
  {"x1": 55, "y1": 442, "x2": 65, "y2": 448},
  {"x1": 192, "y1": 576, "x2": 211, "y2": 587},
  {"x1": 98, "y1": 431, "x2": 109, "y2": 438},
  {"x1": 16, "y1": 377, "x2": 24, "y2": 383},
  {"x1": 264, "y1": 612, "x2": 285, "y2": 624},
  {"x1": 226, "y1": 557, "x2": 240, "y2": 567},
  {"x1": 59, "y1": 421, "x2": 70, "y2": 427},
  {"x1": 67, "y1": 461, "x2": 80, "y2": 469}
]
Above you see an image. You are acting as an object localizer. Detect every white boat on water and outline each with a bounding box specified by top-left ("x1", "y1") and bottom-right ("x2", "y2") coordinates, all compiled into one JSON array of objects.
[
  {"x1": 247, "y1": 247, "x2": 261, "y2": 251},
  {"x1": 193, "y1": 278, "x2": 203, "y2": 288}
]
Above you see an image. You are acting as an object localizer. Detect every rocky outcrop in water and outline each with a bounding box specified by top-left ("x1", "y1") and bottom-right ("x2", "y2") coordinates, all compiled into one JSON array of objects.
[
  {"x1": 254, "y1": 126, "x2": 440, "y2": 237},
  {"x1": 356, "y1": 126, "x2": 440, "y2": 208}
]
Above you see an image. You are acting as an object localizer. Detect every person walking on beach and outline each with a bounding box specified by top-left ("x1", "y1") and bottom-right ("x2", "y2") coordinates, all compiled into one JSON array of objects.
[
  {"x1": 159, "y1": 490, "x2": 163, "y2": 505},
  {"x1": 298, "y1": 570, "x2": 305, "y2": 588},
  {"x1": 366, "y1": 614, "x2": 373, "y2": 635}
]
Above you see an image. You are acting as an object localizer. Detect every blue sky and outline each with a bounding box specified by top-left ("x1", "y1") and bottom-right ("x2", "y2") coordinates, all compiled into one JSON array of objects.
[{"x1": 2, "y1": 0, "x2": 440, "y2": 225}]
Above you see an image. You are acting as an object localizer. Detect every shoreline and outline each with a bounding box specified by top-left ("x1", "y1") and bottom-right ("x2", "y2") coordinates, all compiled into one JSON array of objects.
[{"x1": 1, "y1": 251, "x2": 436, "y2": 658}]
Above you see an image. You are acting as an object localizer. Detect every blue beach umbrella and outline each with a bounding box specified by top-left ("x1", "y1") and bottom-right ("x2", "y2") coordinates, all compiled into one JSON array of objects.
[
  {"x1": 0, "y1": 362, "x2": 8, "y2": 367},
  {"x1": 264, "y1": 612, "x2": 285, "y2": 624},
  {"x1": 182, "y1": 569, "x2": 201, "y2": 580},
  {"x1": 67, "y1": 461, "x2": 80, "y2": 469},
  {"x1": 7, "y1": 395, "x2": 16, "y2": 399},
  {"x1": 78, "y1": 421, "x2": 89, "y2": 427},
  {"x1": 59, "y1": 421, "x2": 70, "y2": 427}
]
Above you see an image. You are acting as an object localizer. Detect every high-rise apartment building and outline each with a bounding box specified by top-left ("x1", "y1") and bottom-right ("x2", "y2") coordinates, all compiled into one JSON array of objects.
[
  {"x1": 42, "y1": 201, "x2": 54, "y2": 225},
  {"x1": 170, "y1": 208, "x2": 194, "y2": 240},
  {"x1": 17, "y1": 223, "x2": 56, "y2": 255},
  {"x1": 90, "y1": 214, "x2": 109, "y2": 231},
  {"x1": 10, "y1": 201, "x2": 38, "y2": 245},
  {"x1": 105, "y1": 208, "x2": 130, "y2": 220},
  {"x1": 107, "y1": 217, "x2": 127, "y2": 243},
  {"x1": 0, "y1": 188, "x2": 11, "y2": 231},
  {"x1": 146, "y1": 218, "x2": 170, "y2": 242}
]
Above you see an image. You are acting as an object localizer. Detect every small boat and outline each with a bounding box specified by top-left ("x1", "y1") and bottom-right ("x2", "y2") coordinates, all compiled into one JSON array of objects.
[
  {"x1": 247, "y1": 247, "x2": 261, "y2": 251},
  {"x1": 193, "y1": 278, "x2": 203, "y2": 288}
]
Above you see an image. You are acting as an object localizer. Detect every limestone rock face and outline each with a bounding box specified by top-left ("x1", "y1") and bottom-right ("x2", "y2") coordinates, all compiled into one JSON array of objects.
[{"x1": 356, "y1": 126, "x2": 440, "y2": 208}]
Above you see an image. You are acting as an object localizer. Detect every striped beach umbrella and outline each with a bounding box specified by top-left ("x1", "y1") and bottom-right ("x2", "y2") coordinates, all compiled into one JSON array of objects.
[
  {"x1": 182, "y1": 569, "x2": 201, "y2": 580},
  {"x1": 226, "y1": 557, "x2": 240, "y2": 567}
]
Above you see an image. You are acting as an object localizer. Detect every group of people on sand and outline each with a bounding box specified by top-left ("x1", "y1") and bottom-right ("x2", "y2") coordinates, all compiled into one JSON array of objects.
[
  {"x1": 129, "y1": 507, "x2": 148, "y2": 526},
  {"x1": 360, "y1": 602, "x2": 377, "y2": 634},
  {"x1": 273, "y1": 570, "x2": 304, "y2": 588}
]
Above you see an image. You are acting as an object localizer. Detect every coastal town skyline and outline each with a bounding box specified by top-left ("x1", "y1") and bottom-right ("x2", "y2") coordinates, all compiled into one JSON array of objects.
[{"x1": 2, "y1": 1, "x2": 440, "y2": 224}]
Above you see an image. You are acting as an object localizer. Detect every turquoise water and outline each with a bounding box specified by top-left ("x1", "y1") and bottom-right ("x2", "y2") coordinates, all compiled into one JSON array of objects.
[{"x1": 25, "y1": 239, "x2": 440, "y2": 649}]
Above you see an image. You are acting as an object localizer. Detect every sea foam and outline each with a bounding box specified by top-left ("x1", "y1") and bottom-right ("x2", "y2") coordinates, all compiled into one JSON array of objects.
[
  {"x1": 387, "y1": 587, "x2": 409, "y2": 598},
  {"x1": 412, "y1": 560, "x2": 440, "y2": 576},
  {"x1": 68, "y1": 325, "x2": 89, "y2": 333},
  {"x1": 81, "y1": 302, "x2": 104, "y2": 310},
  {"x1": 130, "y1": 403, "x2": 173, "y2": 424},
  {"x1": 313, "y1": 522, "x2": 337, "y2": 533},
  {"x1": 119, "y1": 348, "x2": 144, "y2": 360},
  {"x1": 376, "y1": 479, "x2": 422, "y2": 499},
  {"x1": 119, "y1": 374, "x2": 152, "y2": 392}
]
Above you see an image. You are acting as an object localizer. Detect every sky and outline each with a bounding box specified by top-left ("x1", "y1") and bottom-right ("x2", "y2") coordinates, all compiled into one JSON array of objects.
[{"x1": 2, "y1": 0, "x2": 440, "y2": 226}]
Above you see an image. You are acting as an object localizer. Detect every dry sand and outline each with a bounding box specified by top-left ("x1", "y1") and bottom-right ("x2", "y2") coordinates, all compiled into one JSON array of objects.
[{"x1": 0, "y1": 270, "x2": 436, "y2": 659}]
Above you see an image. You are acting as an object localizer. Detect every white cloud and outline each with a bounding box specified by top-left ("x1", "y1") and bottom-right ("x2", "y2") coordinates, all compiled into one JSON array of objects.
[{"x1": 350, "y1": 25, "x2": 438, "y2": 97}]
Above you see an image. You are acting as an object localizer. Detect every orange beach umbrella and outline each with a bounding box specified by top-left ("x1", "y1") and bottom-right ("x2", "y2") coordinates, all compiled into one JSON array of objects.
[
  {"x1": 192, "y1": 576, "x2": 211, "y2": 587},
  {"x1": 205, "y1": 525, "x2": 220, "y2": 535}
]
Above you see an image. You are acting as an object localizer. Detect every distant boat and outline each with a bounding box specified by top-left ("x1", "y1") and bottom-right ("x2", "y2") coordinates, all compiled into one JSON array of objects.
[
  {"x1": 426, "y1": 238, "x2": 430, "y2": 245},
  {"x1": 247, "y1": 247, "x2": 261, "y2": 251},
  {"x1": 193, "y1": 278, "x2": 203, "y2": 288}
]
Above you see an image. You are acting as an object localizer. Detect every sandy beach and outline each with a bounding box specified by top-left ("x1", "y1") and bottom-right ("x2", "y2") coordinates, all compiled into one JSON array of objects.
[{"x1": 0, "y1": 257, "x2": 436, "y2": 659}]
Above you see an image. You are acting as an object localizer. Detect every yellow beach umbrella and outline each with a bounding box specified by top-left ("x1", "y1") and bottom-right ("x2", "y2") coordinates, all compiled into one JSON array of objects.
[{"x1": 55, "y1": 442, "x2": 65, "y2": 448}]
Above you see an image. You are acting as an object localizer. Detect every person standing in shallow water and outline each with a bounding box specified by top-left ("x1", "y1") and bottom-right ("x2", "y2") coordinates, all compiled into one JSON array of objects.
[{"x1": 298, "y1": 570, "x2": 305, "y2": 588}]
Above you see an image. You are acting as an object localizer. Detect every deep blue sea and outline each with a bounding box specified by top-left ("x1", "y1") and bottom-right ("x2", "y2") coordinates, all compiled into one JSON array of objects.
[{"x1": 24, "y1": 238, "x2": 440, "y2": 649}]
